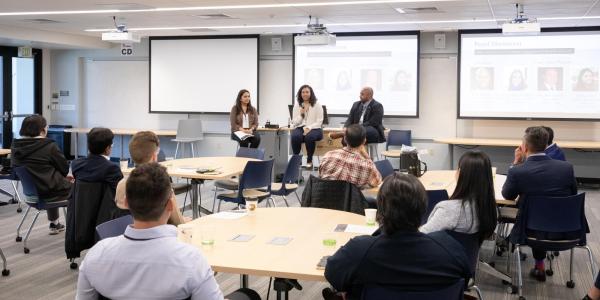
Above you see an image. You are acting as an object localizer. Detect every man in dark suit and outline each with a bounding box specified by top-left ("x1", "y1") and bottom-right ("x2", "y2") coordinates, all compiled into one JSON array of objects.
[
  {"x1": 71, "y1": 127, "x2": 123, "y2": 190},
  {"x1": 502, "y1": 126, "x2": 577, "y2": 282},
  {"x1": 329, "y1": 87, "x2": 386, "y2": 144},
  {"x1": 541, "y1": 126, "x2": 566, "y2": 161}
]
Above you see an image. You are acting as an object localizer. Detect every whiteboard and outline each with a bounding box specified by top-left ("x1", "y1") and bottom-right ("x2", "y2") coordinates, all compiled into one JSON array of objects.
[{"x1": 83, "y1": 60, "x2": 181, "y2": 129}]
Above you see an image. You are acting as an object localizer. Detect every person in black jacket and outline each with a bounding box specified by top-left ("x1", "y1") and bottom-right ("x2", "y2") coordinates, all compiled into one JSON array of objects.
[
  {"x1": 324, "y1": 173, "x2": 471, "y2": 300},
  {"x1": 71, "y1": 127, "x2": 123, "y2": 190},
  {"x1": 329, "y1": 87, "x2": 386, "y2": 144},
  {"x1": 11, "y1": 115, "x2": 72, "y2": 234}
]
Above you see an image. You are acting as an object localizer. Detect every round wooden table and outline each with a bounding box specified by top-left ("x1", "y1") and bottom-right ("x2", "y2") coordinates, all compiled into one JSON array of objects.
[{"x1": 188, "y1": 207, "x2": 366, "y2": 282}]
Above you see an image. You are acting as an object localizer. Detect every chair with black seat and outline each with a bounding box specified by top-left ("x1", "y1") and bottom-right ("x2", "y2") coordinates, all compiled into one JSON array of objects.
[
  {"x1": 421, "y1": 189, "x2": 449, "y2": 224},
  {"x1": 446, "y1": 231, "x2": 484, "y2": 300},
  {"x1": 212, "y1": 147, "x2": 265, "y2": 209},
  {"x1": 96, "y1": 214, "x2": 134, "y2": 240},
  {"x1": 374, "y1": 159, "x2": 395, "y2": 179},
  {"x1": 301, "y1": 175, "x2": 369, "y2": 215},
  {"x1": 263, "y1": 154, "x2": 302, "y2": 207},
  {"x1": 172, "y1": 119, "x2": 204, "y2": 158},
  {"x1": 384, "y1": 130, "x2": 412, "y2": 170},
  {"x1": 0, "y1": 247, "x2": 9, "y2": 276},
  {"x1": 215, "y1": 159, "x2": 274, "y2": 212},
  {"x1": 13, "y1": 166, "x2": 68, "y2": 254},
  {"x1": 511, "y1": 193, "x2": 595, "y2": 300},
  {"x1": 362, "y1": 278, "x2": 465, "y2": 300}
]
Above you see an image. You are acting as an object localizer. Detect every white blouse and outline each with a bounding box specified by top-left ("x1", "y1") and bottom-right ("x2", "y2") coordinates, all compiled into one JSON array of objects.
[{"x1": 291, "y1": 103, "x2": 324, "y2": 130}]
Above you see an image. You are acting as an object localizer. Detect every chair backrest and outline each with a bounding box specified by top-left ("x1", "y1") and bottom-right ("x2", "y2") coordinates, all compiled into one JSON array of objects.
[
  {"x1": 288, "y1": 104, "x2": 329, "y2": 126},
  {"x1": 386, "y1": 130, "x2": 412, "y2": 150},
  {"x1": 157, "y1": 149, "x2": 167, "y2": 162},
  {"x1": 96, "y1": 215, "x2": 134, "y2": 240},
  {"x1": 282, "y1": 154, "x2": 302, "y2": 185},
  {"x1": 238, "y1": 159, "x2": 274, "y2": 194},
  {"x1": 301, "y1": 175, "x2": 368, "y2": 215},
  {"x1": 362, "y1": 278, "x2": 465, "y2": 300},
  {"x1": 525, "y1": 193, "x2": 585, "y2": 233},
  {"x1": 374, "y1": 160, "x2": 395, "y2": 179},
  {"x1": 176, "y1": 119, "x2": 204, "y2": 140},
  {"x1": 446, "y1": 230, "x2": 481, "y2": 275},
  {"x1": 13, "y1": 166, "x2": 38, "y2": 197},
  {"x1": 422, "y1": 189, "x2": 449, "y2": 224},
  {"x1": 236, "y1": 147, "x2": 265, "y2": 160}
]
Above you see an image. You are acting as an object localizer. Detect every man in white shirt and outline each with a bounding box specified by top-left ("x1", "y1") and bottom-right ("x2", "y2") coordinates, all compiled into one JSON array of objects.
[{"x1": 76, "y1": 163, "x2": 260, "y2": 300}]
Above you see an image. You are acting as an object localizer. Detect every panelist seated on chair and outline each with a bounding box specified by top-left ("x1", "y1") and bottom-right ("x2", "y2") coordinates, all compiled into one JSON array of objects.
[
  {"x1": 328, "y1": 87, "x2": 386, "y2": 145},
  {"x1": 291, "y1": 84, "x2": 324, "y2": 169},
  {"x1": 319, "y1": 124, "x2": 382, "y2": 189},
  {"x1": 115, "y1": 131, "x2": 187, "y2": 225},
  {"x1": 76, "y1": 163, "x2": 260, "y2": 300},
  {"x1": 323, "y1": 173, "x2": 471, "y2": 300},
  {"x1": 421, "y1": 150, "x2": 498, "y2": 243},
  {"x1": 71, "y1": 127, "x2": 123, "y2": 190},
  {"x1": 502, "y1": 126, "x2": 577, "y2": 282},
  {"x1": 230, "y1": 89, "x2": 260, "y2": 148},
  {"x1": 11, "y1": 114, "x2": 71, "y2": 235}
]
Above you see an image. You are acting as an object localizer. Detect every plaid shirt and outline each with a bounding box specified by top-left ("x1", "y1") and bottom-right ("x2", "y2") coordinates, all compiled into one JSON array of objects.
[{"x1": 319, "y1": 147, "x2": 382, "y2": 189}]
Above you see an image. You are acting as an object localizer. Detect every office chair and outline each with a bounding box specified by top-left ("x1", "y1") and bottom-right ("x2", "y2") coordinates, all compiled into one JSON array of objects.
[
  {"x1": 172, "y1": 119, "x2": 204, "y2": 158},
  {"x1": 96, "y1": 215, "x2": 134, "y2": 240}
]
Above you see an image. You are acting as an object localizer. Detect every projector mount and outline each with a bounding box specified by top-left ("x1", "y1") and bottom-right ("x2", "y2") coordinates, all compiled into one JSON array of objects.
[
  {"x1": 304, "y1": 16, "x2": 330, "y2": 35},
  {"x1": 112, "y1": 16, "x2": 128, "y2": 33},
  {"x1": 510, "y1": 3, "x2": 536, "y2": 24}
]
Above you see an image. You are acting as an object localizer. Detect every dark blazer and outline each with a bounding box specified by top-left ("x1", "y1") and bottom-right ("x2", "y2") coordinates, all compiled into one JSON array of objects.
[
  {"x1": 502, "y1": 154, "x2": 579, "y2": 244},
  {"x1": 545, "y1": 143, "x2": 566, "y2": 161},
  {"x1": 325, "y1": 230, "x2": 471, "y2": 300},
  {"x1": 71, "y1": 154, "x2": 123, "y2": 190},
  {"x1": 344, "y1": 99, "x2": 385, "y2": 142},
  {"x1": 11, "y1": 137, "x2": 71, "y2": 199}
]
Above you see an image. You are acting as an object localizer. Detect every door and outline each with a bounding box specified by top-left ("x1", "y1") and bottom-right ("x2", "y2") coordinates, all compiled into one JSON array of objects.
[{"x1": 0, "y1": 47, "x2": 42, "y2": 147}]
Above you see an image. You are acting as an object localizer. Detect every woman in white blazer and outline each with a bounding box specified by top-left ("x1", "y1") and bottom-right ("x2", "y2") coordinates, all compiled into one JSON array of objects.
[{"x1": 291, "y1": 84, "x2": 324, "y2": 168}]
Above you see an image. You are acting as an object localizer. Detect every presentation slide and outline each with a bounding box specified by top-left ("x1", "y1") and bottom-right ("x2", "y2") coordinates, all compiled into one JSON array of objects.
[
  {"x1": 294, "y1": 34, "x2": 419, "y2": 117},
  {"x1": 459, "y1": 31, "x2": 600, "y2": 119},
  {"x1": 150, "y1": 36, "x2": 259, "y2": 113}
]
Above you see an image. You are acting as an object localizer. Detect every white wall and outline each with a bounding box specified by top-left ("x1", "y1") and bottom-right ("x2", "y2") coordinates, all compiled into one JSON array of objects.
[{"x1": 47, "y1": 33, "x2": 600, "y2": 177}]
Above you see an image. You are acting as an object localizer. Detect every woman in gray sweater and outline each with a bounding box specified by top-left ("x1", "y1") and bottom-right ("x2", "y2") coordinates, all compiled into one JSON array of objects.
[{"x1": 420, "y1": 150, "x2": 498, "y2": 243}]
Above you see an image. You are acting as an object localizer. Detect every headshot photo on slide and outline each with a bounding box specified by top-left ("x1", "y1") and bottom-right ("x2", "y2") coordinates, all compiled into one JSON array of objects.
[
  {"x1": 471, "y1": 67, "x2": 494, "y2": 90},
  {"x1": 573, "y1": 67, "x2": 599, "y2": 92},
  {"x1": 538, "y1": 67, "x2": 563, "y2": 91},
  {"x1": 508, "y1": 69, "x2": 527, "y2": 91},
  {"x1": 336, "y1": 70, "x2": 352, "y2": 91},
  {"x1": 361, "y1": 69, "x2": 382, "y2": 90},
  {"x1": 305, "y1": 68, "x2": 324, "y2": 89},
  {"x1": 390, "y1": 70, "x2": 412, "y2": 91}
]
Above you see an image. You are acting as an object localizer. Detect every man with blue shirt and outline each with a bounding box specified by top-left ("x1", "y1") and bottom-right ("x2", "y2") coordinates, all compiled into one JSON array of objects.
[{"x1": 76, "y1": 163, "x2": 259, "y2": 300}]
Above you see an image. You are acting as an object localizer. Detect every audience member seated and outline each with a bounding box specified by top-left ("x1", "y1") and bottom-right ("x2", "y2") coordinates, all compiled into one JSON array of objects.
[
  {"x1": 323, "y1": 173, "x2": 471, "y2": 300},
  {"x1": 583, "y1": 272, "x2": 600, "y2": 300},
  {"x1": 291, "y1": 84, "x2": 324, "y2": 169},
  {"x1": 230, "y1": 89, "x2": 260, "y2": 148},
  {"x1": 76, "y1": 163, "x2": 260, "y2": 300},
  {"x1": 115, "y1": 131, "x2": 187, "y2": 225},
  {"x1": 328, "y1": 87, "x2": 386, "y2": 144},
  {"x1": 11, "y1": 115, "x2": 72, "y2": 234},
  {"x1": 71, "y1": 127, "x2": 123, "y2": 190},
  {"x1": 319, "y1": 124, "x2": 382, "y2": 189},
  {"x1": 502, "y1": 126, "x2": 577, "y2": 282},
  {"x1": 421, "y1": 150, "x2": 498, "y2": 243},
  {"x1": 541, "y1": 126, "x2": 566, "y2": 161}
]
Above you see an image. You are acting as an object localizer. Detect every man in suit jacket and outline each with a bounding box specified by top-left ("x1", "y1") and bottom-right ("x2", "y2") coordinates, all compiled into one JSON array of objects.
[
  {"x1": 330, "y1": 87, "x2": 386, "y2": 144},
  {"x1": 502, "y1": 126, "x2": 577, "y2": 282},
  {"x1": 542, "y1": 126, "x2": 566, "y2": 161},
  {"x1": 71, "y1": 127, "x2": 123, "y2": 190}
]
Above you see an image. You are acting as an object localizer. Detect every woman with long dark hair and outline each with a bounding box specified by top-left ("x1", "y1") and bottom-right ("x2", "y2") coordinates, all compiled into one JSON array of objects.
[
  {"x1": 229, "y1": 89, "x2": 260, "y2": 148},
  {"x1": 421, "y1": 150, "x2": 498, "y2": 242},
  {"x1": 291, "y1": 84, "x2": 323, "y2": 168}
]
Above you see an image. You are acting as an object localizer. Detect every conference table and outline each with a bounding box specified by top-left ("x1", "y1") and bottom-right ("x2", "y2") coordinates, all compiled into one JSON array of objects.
[
  {"x1": 187, "y1": 207, "x2": 367, "y2": 295},
  {"x1": 123, "y1": 156, "x2": 256, "y2": 219},
  {"x1": 434, "y1": 137, "x2": 600, "y2": 169},
  {"x1": 66, "y1": 127, "x2": 177, "y2": 159}
]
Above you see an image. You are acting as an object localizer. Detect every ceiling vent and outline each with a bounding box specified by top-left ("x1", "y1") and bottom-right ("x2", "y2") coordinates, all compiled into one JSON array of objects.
[
  {"x1": 401, "y1": 7, "x2": 440, "y2": 14},
  {"x1": 185, "y1": 28, "x2": 218, "y2": 33},
  {"x1": 192, "y1": 14, "x2": 234, "y2": 19},
  {"x1": 23, "y1": 18, "x2": 63, "y2": 24}
]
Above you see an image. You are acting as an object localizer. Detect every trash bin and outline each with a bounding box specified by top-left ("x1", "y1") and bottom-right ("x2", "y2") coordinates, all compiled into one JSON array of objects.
[{"x1": 47, "y1": 125, "x2": 73, "y2": 160}]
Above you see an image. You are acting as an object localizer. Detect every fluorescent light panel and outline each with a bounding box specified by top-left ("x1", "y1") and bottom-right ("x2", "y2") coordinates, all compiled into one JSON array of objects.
[{"x1": 0, "y1": 0, "x2": 454, "y2": 16}]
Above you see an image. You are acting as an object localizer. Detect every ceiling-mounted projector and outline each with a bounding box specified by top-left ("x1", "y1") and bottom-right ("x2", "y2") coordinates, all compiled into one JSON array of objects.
[
  {"x1": 502, "y1": 3, "x2": 540, "y2": 35},
  {"x1": 101, "y1": 16, "x2": 140, "y2": 43},
  {"x1": 295, "y1": 17, "x2": 336, "y2": 46}
]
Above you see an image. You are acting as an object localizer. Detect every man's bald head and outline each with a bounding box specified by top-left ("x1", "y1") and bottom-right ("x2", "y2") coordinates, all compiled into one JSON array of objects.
[{"x1": 360, "y1": 87, "x2": 374, "y2": 102}]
